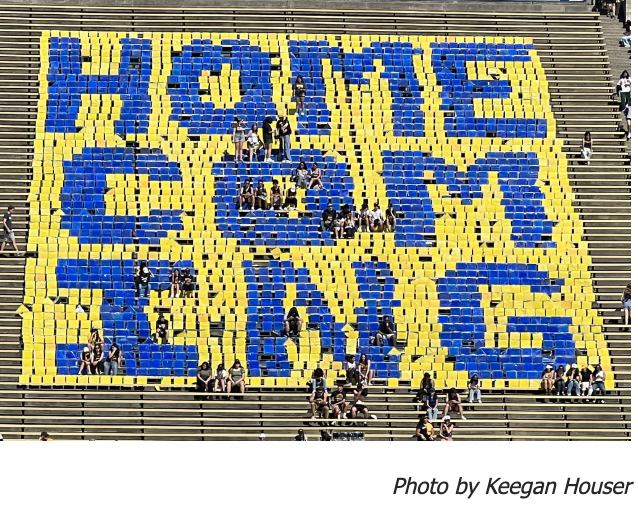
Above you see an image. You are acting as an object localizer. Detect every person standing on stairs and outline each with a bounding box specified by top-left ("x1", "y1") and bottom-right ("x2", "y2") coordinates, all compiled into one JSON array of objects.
[
  {"x1": 137, "y1": 261, "x2": 154, "y2": 297},
  {"x1": 623, "y1": 100, "x2": 631, "y2": 139},
  {"x1": 1, "y1": 206, "x2": 23, "y2": 256},
  {"x1": 617, "y1": 70, "x2": 631, "y2": 111},
  {"x1": 621, "y1": 282, "x2": 631, "y2": 330},
  {"x1": 262, "y1": 116, "x2": 275, "y2": 163},
  {"x1": 232, "y1": 116, "x2": 246, "y2": 163},
  {"x1": 276, "y1": 113, "x2": 292, "y2": 163},
  {"x1": 293, "y1": 75, "x2": 307, "y2": 116},
  {"x1": 581, "y1": 132, "x2": 593, "y2": 165}
]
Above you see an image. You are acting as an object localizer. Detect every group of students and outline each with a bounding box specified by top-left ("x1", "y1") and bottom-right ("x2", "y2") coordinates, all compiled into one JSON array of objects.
[
  {"x1": 133, "y1": 262, "x2": 196, "y2": 299},
  {"x1": 168, "y1": 267, "x2": 195, "y2": 298},
  {"x1": 231, "y1": 76, "x2": 308, "y2": 164},
  {"x1": 196, "y1": 359, "x2": 247, "y2": 397},
  {"x1": 321, "y1": 201, "x2": 397, "y2": 239},
  {"x1": 415, "y1": 412, "x2": 456, "y2": 441},
  {"x1": 308, "y1": 371, "x2": 376, "y2": 426},
  {"x1": 239, "y1": 177, "x2": 298, "y2": 211},
  {"x1": 232, "y1": 113, "x2": 293, "y2": 164},
  {"x1": 78, "y1": 325, "x2": 122, "y2": 376},
  {"x1": 237, "y1": 160, "x2": 325, "y2": 211},
  {"x1": 541, "y1": 363, "x2": 607, "y2": 402}
]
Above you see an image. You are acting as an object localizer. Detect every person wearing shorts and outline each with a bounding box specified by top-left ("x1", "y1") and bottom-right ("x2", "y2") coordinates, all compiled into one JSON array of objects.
[
  {"x1": 1, "y1": 206, "x2": 22, "y2": 256},
  {"x1": 349, "y1": 383, "x2": 370, "y2": 424},
  {"x1": 232, "y1": 117, "x2": 246, "y2": 163},
  {"x1": 367, "y1": 202, "x2": 384, "y2": 232},
  {"x1": 262, "y1": 117, "x2": 275, "y2": 162},
  {"x1": 293, "y1": 75, "x2": 307, "y2": 116},
  {"x1": 621, "y1": 282, "x2": 631, "y2": 329},
  {"x1": 375, "y1": 315, "x2": 396, "y2": 347},
  {"x1": 246, "y1": 124, "x2": 262, "y2": 163}
]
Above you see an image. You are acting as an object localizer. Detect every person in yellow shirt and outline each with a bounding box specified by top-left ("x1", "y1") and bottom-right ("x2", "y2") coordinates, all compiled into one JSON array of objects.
[
  {"x1": 415, "y1": 414, "x2": 434, "y2": 441},
  {"x1": 38, "y1": 431, "x2": 53, "y2": 441}
]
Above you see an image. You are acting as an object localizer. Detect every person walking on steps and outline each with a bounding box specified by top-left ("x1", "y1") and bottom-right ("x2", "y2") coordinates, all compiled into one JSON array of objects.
[
  {"x1": 581, "y1": 131, "x2": 593, "y2": 165},
  {"x1": 617, "y1": 70, "x2": 631, "y2": 111},
  {"x1": 621, "y1": 282, "x2": 631, "y2": 331},
  {"x1": 1, "y1": 206, "x2": 23, "y2": 256}
]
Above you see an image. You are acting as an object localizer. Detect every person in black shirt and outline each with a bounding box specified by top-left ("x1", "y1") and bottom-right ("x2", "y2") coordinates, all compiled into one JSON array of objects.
[
  {"x1": 385, "y1": 203, "x2": 397, "y2": 232},
  {"x1": 294, "y1": 428, "x2": 308, "y2": 441},
  {"x1": 270, "y1": 179, "x2": 283, "y2": 210},
  {"x1": 309, "y1": 386, "x2": 330, "y2": 422},
  {"x1": 254, "y1": 180, "x2": 269, "y2": 210},
  {"x1": 413, "y1": 372, "x2": 434, "y2": 403},
  {"x1": 375, "y1": 315, "x2": 396, "y2": 347},
  {"x1": 239, "y1": 179, "x2": 254, "y2": 210},
  {"x1": 284, "y1": 185, "x2": 298, "y2": 210},
  {"x1": 565, "y1": 363, "x2": 581, "y2": 397},
  {"x1": 284, "y1": 306, "x2": 303, "y2": 337},
  {"x1": 170, "y1": 268, "x2": 181, "y2": 298},
  {"x1": 444, "y1": 387, "x2": 466, "y2": 420},
  {"x1": 330, "y1": 384, "x2": 348, "y2": 423},
  {"x1": 293, "y1": 75, "x2": 307, "y2": 116},
  {"x1": 440, "y1": 415, "x2": 454, "y2": 441},
  {"x1": 78, "y1": 346, "x2": 92, "y2": 375},
  {"x1": 156, "y1": 314, "x2": 169, "y2": 334},
  {"x1": 156, "y1": 325, "x2": 168, "y2": 345},
  {"x1": 137, "y1": 261, "x2": 154, "y2": 298},
  {"x1": 276, "y1": 114, "x2": 292, "y2": 163},
  {"x1": 343, "y1": 211, "x2": 356, "y2": 239},
  {"x1": 321, "y1": 202, "x2": 337, "y2": 232},
  {"x1": 415, "y1": 413, "x2": 434, "y2": 441},
  {"x1": 104, "y1": 342, "x2": 121, "y2": 376},
  {"x1": 580, "y1": 365, "x2": 593, "y2": 399},
  {"x1": 181, "y1": 268, "x2": 194, "y2": 298},
  {"x1": 349, "y1": 383, "x2": 370, "y2": 424},
  {"x1": 262, "y1": 117, "x2": 275, "y2": 163},
  {"x1": 91, "y1": 343, "x2": 104, "y2": 375},
  {"x1": 1, "y1": 206, "x2": 22, "y2": 256},
  {"x1": 154, "y1": 313, "x2": 169, "y2": 344},
  {"x1": 88, "y1": 325, "x2": 102, "y2": 351}
]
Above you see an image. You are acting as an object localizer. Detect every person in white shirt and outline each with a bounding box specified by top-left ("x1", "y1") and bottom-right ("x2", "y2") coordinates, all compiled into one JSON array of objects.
[
  {"x1": 214, "y1": 363, "x2": 227, "y2": 392},
  {"x1": 367, "y1": 202, "x2": 385, "y2": 232},
  {"x1": 617, "y1": 70, "x2": 631, "y2": 111},
  {"x1": 591, "y1": 364, "x2": 606, "y2": 403},
  {"x1": 345, "y1": 355, "x2": 358, "y2": 386},
  {"x1": 246, "y1": 124, "x2": 262, "y2": 163}
]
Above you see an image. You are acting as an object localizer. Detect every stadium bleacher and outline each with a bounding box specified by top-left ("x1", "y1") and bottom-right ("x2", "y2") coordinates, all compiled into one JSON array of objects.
[
  {"x1": 18, "y1": 30, "x2": 612, "y2": 394},
  {"x1": 0, "y1": 6, "x2": 629, "y2": 440}
]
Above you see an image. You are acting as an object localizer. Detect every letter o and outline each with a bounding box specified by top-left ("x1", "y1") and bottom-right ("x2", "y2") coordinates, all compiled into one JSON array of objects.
[
  {"x1": 437, "y1": 482, "x2": 450, "y2": 495},
  {"x1": 579, "y1": 482, "x2": 591, "y2": 494},
  {"x1": 418, "y1": 482, "x2": 430, "y2": 494}
]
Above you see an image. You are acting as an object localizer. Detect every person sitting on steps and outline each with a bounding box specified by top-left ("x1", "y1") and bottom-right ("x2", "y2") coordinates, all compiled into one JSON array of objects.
[
  {"x1": 284, "y1": 306, "x2": 303, "y2": 337},
  {"x1": 309, "y1": 386, "x2": 330, "y2": 424}
]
